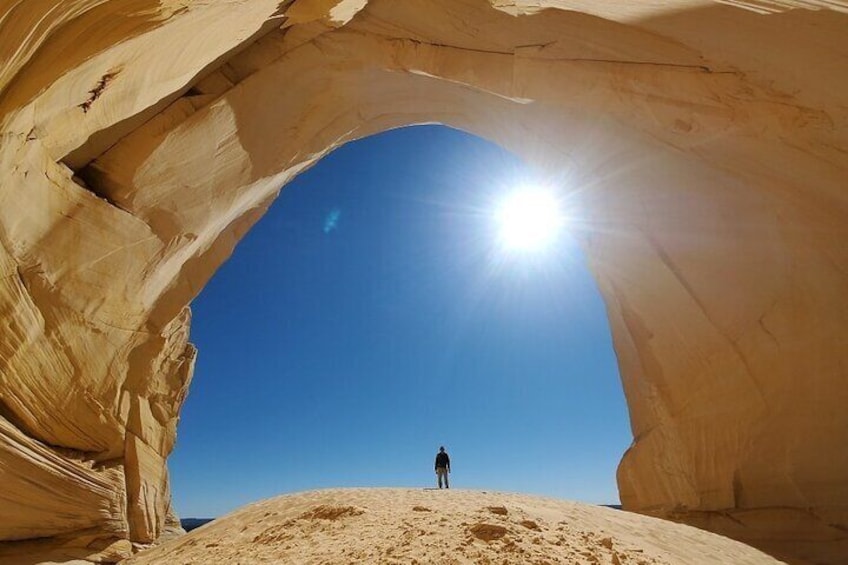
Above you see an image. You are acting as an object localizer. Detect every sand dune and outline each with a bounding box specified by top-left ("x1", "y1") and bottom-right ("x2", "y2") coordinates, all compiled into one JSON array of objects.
[{"x1": 125, "y1": 489, "x2": 783, "y2": 564}]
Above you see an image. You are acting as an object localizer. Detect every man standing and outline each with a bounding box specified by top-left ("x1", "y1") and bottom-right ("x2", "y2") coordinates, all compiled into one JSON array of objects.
[{"x1": 435, "y1": 446, "x2": 451, "y2": 489}]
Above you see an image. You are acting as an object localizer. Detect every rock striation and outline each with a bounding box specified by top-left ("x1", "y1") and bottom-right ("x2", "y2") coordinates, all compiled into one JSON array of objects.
[{"x1": 0, "y1": 0, "x2": 846, "y2": 563}]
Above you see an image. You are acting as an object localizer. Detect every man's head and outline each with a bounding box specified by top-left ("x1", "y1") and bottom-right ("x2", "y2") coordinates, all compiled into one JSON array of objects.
[{"x1": 439, "y1": 446, "x2": 445, "y2": 452}]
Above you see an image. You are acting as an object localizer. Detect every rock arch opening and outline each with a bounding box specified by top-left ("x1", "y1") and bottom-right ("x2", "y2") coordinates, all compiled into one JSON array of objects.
[
  {"x1": 0, "y1": 0, "x2": 846, "y2": 563},
  {"x1": 168, "y1": 124, "x2": 631, "y2": 518}
]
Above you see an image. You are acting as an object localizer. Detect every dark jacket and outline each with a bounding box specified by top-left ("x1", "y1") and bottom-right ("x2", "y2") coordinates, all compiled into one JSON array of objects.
[{"x1": 435, "y1": 451, "x2": 450, "y2": 470}]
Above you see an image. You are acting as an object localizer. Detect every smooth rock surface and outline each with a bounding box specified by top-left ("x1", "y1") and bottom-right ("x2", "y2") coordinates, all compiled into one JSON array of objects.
[{"x1": 0, "y1": 0, "x2": 846, "y2": 563}]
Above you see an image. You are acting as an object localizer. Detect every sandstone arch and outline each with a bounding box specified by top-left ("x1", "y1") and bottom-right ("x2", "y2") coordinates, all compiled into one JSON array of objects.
[{"x1": 0, "y1": 0, "x2": 846, "y2": 562}]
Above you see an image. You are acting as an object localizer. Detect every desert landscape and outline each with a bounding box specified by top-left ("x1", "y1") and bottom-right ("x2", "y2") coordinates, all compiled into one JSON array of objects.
[
  {"x1": 0, "y1": 0, "x2": 846, "y2": 563},
  {"x1": 124, "y1": 489, "x2": 783, "y2": 565}
]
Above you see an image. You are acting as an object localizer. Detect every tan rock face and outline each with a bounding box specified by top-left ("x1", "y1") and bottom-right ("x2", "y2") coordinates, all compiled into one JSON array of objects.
[{"x1": 0, "y1": 0, "x2": 846, "y2": 563}]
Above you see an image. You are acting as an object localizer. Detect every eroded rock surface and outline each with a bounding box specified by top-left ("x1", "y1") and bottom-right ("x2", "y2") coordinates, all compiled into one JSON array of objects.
[
  {"x1": 0, "y1": 1, "x2": 846, "y2": 563},
  {"x1": 124, "y1": 488, "x2": 783, "y2": 564}
]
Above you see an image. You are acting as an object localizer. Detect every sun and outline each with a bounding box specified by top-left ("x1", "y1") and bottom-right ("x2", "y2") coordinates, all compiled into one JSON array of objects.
[{"x1": 495, "y1": 188, "x2": 565, "y2": 251}]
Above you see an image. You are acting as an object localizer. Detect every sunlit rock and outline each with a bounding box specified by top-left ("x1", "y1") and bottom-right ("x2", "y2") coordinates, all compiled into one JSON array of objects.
[{"x1": 0, "y1": 0, "x2": 846, "y2": 563}]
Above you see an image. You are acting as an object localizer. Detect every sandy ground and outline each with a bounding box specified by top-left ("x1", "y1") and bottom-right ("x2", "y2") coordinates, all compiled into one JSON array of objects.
[{"x1": 124, "y1": 488, "x2": 784, "y2": 564}]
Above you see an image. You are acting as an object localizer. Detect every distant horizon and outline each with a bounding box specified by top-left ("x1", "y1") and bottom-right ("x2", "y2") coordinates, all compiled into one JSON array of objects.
[
  {"x1": 169, "y1": 125, "x2": 631, "y2": 518},
  {"x1": 177, "y1": 486, "x2": 625, "y2": 520}
]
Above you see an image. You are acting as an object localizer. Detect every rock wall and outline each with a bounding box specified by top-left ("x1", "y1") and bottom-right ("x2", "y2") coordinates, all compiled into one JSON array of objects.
[{"x1": 0, "y1": 0, "x2": 846, "y2": 563}]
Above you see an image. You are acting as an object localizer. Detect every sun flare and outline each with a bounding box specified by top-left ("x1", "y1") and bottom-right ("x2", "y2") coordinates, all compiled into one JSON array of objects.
[{"x1": 495, "y1": 188, "x2": 565, "y2": 252}]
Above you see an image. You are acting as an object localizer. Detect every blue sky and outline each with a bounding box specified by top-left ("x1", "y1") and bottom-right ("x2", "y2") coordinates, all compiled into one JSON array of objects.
[{"x1": 169, "y1": 125, "x2": 631, "y2": 518}]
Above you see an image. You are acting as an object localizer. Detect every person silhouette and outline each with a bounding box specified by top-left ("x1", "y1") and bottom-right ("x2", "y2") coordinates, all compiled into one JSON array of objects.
[{"x1": 434, "y1": 446, "x2": 450, "y2": 489}]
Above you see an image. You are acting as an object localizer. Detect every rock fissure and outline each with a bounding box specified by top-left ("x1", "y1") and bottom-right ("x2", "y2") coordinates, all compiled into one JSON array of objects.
[
  {"x1": 78, "y1": 68, "x2": 122, "y2": 114},
  {"x1": 349, "y1": 27, "x2": 725, "y2": 74}
]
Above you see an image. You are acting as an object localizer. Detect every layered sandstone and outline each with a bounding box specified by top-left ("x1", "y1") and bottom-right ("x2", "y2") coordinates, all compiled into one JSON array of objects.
[{"x1": 0, "y1": 0, "x2": 846, "y2": 563}]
